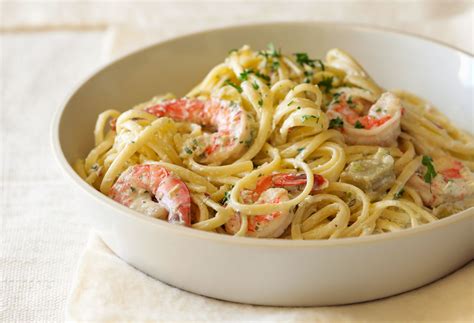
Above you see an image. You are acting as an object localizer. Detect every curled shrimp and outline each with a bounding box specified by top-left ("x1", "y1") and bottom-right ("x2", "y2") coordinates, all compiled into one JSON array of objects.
[
  {"x1": 327, "y1": 91, "x2": 402, "y2": 146},
  {"x1": 109, "y1": 164, "x2": 191, "y2": 226},
  {"x1": 225, "y1": 173, "x2": 328, "y2": 238},
  {"x1": 145, "y1": 98, "x2": 255, "y2": 164},
  {"x1": 407, "y1": 156, "x2": 474, "y2": 213}
]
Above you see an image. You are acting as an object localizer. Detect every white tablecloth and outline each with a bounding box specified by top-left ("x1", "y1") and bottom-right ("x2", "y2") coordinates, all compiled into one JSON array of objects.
[{"x1": 1, "y1": 1, "x2": 473, "y2": 321}]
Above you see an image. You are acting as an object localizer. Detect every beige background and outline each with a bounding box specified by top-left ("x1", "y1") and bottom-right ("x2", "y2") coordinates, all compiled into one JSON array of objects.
[{"x1": 1, "y1": 1, "x2": 473, "y2": 321}]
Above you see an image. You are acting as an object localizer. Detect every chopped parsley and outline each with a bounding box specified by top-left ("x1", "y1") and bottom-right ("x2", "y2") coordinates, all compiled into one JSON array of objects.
[
  {"x1": 252, "y1": 81, "x2": 259, "y2": 90},
  {"x1": 224, "y1": 79, "x2": 243, "y2": 93},
  {"x1": 354, "y1": 120, "x2": 364, "y2": 129},
  {"x1": 244, "y1": 131, "x2": 255, "y2": 147},
  {"x1": 317, "y1": 76, "x2": 334, "y2": 93},
  {"x1": 258, "y1": 43, "x2": 281, "y2": 58},
  {"x1": 272, "y1": 60, "x2": 280, "y2": 71},
  {"x1": 267, "y1": 43, "x2": 281, "y2": 58},
  {"x1": 394, "y1": 188, "x2": 405, "y2": 199},
  {"x1": 184, "y1": 147, "x2": 193, "y2": 155},
  {"x1": 294, "y1": 52, "x2": 316, "y2": 67},
  {"x1": 332, "y1": 92, "x2": 341, "y2": 104},
  {"x1": 257, "y1": 98, "x2": 263, "y2": 106},
  {"x1": 315, "y1": 59, "x2": 325, "y2": 71},
  {"x1": 376, "y1": 107, "x2": 382, "y2": 112},
  {"x1": 422, "y1": 155, "x2": 437, "y2": 184},
  {"x1": 297, "y1": 147, "x2": 305, "y2": 153},
  {"x1": 301, "y1": 114, "x2": 318, "y2": 122},
  {"x1": 254, "y1": 71, "x2": 271, "y2": 82},
  {"x1": 239, "y1": 68, "x2": 254, "y2": 81},
  {"x1": 221, "y1": 191, "x2": 231, "y2": 204},
  {"x1": 329, "y1": 117, "x2": 344, "y2": 129}
]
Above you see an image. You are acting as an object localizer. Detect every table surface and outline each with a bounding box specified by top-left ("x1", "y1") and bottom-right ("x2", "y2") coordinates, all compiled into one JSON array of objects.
[{"x1": 1, "y1": 2, "x2": 472, "y2": 321}]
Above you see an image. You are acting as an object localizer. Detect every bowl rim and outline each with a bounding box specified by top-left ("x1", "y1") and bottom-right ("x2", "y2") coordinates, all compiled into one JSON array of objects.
[{"x1": 51, "y1": 21, "x2": 474, "y2": 249}]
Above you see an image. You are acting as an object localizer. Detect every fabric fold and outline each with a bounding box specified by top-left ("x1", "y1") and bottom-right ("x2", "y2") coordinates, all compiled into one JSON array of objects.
[{"x1": 66, "y1": 233, "x2": 473, "y2": 322}]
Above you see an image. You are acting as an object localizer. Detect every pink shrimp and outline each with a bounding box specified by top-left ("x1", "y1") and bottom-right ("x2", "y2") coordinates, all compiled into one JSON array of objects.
[
  {"x1": 109, "y1": 164, "x2": 191, "y2": 226},
  {"x1": 145, "y1": 98, "x2": 254, "y2": 164},
  {"x1": 225, "y1": 173, "x2": 328, "y2": 238},
  {"x1": 407, "y1": 156, "x2": 474, "y2": 210},
  {"x1": 327, "y1": 92, "x2": 402, "y2": 146}
]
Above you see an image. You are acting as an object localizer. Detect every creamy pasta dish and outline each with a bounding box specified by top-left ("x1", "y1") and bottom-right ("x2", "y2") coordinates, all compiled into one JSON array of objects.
[{"x1": 75, "y1": 45, "x2": 474, "y2": 239}]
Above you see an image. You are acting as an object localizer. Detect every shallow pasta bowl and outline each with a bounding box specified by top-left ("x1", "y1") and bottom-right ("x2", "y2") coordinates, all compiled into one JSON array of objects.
[{"x1": 52, "y1": 22, "x2": 474, "y2": 306}]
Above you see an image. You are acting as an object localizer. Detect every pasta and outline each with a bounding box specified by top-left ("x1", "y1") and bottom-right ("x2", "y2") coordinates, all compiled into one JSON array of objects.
[{"x1": 76, "y1": 44, "x2": 474, "y2": 239}]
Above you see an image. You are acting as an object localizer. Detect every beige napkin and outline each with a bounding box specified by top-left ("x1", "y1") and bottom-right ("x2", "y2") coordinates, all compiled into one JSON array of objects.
[{"x1": 66, "y1": 232, "x2": 473, "y2": 322}]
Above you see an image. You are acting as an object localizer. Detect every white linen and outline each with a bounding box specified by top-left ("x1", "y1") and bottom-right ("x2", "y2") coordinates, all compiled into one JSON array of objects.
[
  {"x1": 0, "y1": 32, "x2": 104, "y2": 322},
  {"x1": 2, "y1": 1, "x2": 473, "y2": 54}
]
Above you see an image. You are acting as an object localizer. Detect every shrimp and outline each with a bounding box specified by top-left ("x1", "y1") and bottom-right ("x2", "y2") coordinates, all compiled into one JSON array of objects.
[
  {"x1": 407, "y1": 156, "x2": 474, "y2": 214},
  {"x1": 109, "y1": 164, "x2": 192, "y2": 226},
  {"x1": 225, "y1": 173, "x2": 328, "y2": 238},
  {"x1": 145, "y1": 98, "x2": 254, "y2": 164},
  {"x1": 326, "y1": 91, "x2": 402, "y2": 146}
]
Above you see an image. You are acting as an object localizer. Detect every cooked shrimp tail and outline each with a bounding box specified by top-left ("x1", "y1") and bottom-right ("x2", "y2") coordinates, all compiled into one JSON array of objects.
[{"x1": 109, "y1": 164, "x2": 192, "y2": 226}]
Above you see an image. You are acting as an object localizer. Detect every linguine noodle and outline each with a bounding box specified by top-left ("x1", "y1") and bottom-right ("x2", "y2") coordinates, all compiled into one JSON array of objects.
[{"x1": 75, "y1": 45, "x2": 474, "y2": 239}]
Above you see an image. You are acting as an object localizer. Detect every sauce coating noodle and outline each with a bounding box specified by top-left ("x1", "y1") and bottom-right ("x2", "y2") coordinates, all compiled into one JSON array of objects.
[{"x1": 76, "y1": 45, "x2": 474, "y2": 239}]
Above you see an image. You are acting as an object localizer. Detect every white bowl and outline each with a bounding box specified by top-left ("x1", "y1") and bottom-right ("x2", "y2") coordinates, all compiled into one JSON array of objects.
[{"x1": 52, "y1": 22, "x2": 474, "y2": 306}]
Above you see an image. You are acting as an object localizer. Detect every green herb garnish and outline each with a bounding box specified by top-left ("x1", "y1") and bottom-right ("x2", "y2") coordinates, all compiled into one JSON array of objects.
[
  {"x1": 221, "y1": 191, "x2": 231, "y2": 204},
  {"x1": 301, "y1": 114, "x2": 318, "y2": 122},
  {"x1": 317, "y1": 76, "x2": 334, "y2": 93},
  {"x1": 394, "y1": 188, "x2": 405, "y2": 199},
  {"x1": 239, "y1": 68, "x2": 254, "y2": 81},
  {"x1": 267, "y1": 43, "x2": 281, "y2": 58},
  {"x1": 272, "y1": 60, "x2": 280, "y2": 71},
  {"x1": 252, "y1": 81, "x2": 259, "y2": 90},
  {"x1": 254, "y1": 71, "x2": 270, "y2": 82},
  {"x1": 224, "y1": 79, "x2": 243, "y2": 93},
  {"x1": 329, "y1": 117, "x2": 344, "y2": 129},
  {"x1": 422, "y1": 155, "x2": 437, "y2": 184},
  {"x1": 315, "y1": 59, "x2": 325, "y2": 71},
  {"x1": 332, "y1": 92, "x2": 341, "y2": 104},
  {"x1": 184, "y1": 147, "x2": 193, "y2": 155},
  {"x1": 258, "y1": 43, "x2": 281, "y2": 58},
  {"x1": 354, "y1": 120, "x2": 364, "y2": 129},
  {"x1": 294, "y1": 52, "x2": 315, "y2": 67},
  {"x1": 257, "y1": 98, "x2": 263, "y2": 106},
  {"x1": 297, "y1": 147, "x2": 305, "y2": 153}
]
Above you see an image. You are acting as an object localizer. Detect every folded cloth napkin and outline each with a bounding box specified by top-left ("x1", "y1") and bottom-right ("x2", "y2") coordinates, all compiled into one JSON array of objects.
[{"x1": 66, "y1": 233, "x2": 473, "y2": 322}]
